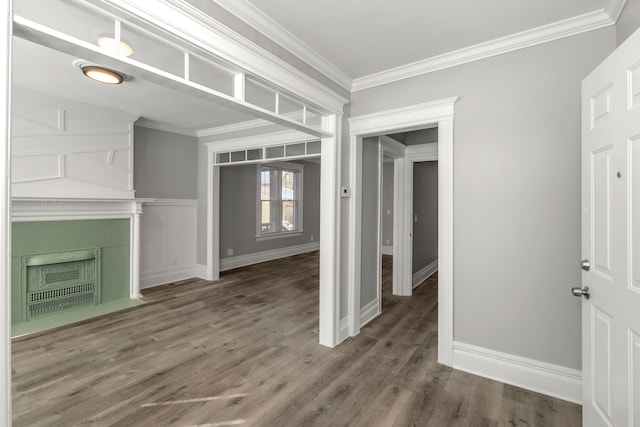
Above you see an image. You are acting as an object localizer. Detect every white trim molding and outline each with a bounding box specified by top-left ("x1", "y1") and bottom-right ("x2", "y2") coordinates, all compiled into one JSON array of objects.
[
  {"x1": 452, "y1": 342, "x2": 582, "y2": 404},
  {"x1": 413, "y1": 259, "x2": 438, "y2": 288},
  {"x1": 605, "y1": 0, "x2": 629, "y2": 22},
  {"x1": 381, "y1": 245, "x2": 393, "y2": 256},
  {"x1": 352, "y1": 10, "x2": 614, "y2": 91},
  {"x1": 208, "y1": 0, "x2": 352, "y2": 92},
  {"x1": 360, "y1": 299, "x2": 380, "y2": 328},
  {"x1": 219, "y1": 241, "x2": 319, "y2": 272},
  {"x1": 11, "y1": 197, "x2": 150, "y2": 222},
  {"x1": 134, "y1": 118, "x2": 198, "y2": 137},
  {"x1": 141, "y1": 266, "x2": 202, "y2": 289},
  {"x1": 349, "y1": 98, "x2": 458, "y2": 137}
]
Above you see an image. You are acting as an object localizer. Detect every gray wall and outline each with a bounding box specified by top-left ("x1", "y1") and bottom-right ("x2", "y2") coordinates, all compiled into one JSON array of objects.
[
  {"x1": 350, "y1": 27, "x2": 616, "y2": 369},
  {"x1": 617, "y1": 0, "x2": 640, "y2": 46},
  {"x1": 412, "y1": 161, "x2": 438, "y2": 274},
  {"x1": 134, "y1": 126, "x2": 198, "y2": 199},
  {"x1": 360, "y1": 138, "x2": 380, "y2": 308},
  {"x1": 219, "y1": 161, "x2": 320, "y2": 259},
  {"x1": 382, "y1": 161, "x2": 394, "y2": 248}
]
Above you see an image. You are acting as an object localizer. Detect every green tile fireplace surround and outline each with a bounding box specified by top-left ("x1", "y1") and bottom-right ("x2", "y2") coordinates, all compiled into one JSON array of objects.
[{"x1": 11, "y1": 219, "x2": 139, "y2": 336}]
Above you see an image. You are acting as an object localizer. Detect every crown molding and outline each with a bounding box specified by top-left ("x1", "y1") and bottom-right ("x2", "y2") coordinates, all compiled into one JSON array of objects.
[
  {"x1": 210, "y1": 0, "x2": 352, "y2": 91},
  {"x1": 352, "y1": 9, "x2": 614, "y2": 92},
  {"x1": 604, "y1": 0, "x2": 628, "y2": 22},
  {"x1": 135, "y1": 118, "x2": 198, "y2": 137}
]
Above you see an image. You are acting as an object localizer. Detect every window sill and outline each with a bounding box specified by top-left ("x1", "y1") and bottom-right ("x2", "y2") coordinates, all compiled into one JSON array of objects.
[{"x1": 255, "y1": 230, "x2": 304, "y2": 241}]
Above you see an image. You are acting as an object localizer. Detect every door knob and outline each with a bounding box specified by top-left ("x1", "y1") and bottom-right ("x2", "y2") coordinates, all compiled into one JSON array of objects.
[
  {"x1": 571, "y1": 286, "x2": 590, "y2": 299},
  {"x1": 581, "y1": 259, "x2": 590, "y2": 271}
]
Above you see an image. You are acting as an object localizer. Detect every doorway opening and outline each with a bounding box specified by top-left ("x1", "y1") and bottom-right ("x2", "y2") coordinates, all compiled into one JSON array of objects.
[{"x1": 347, "y1": 97, "x2": 457, "y2": 365}]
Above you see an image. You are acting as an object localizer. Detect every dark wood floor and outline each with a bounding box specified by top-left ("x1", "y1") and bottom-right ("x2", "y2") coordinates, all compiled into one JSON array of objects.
[{"x1": 12, "y1": 252, "x2": 581, "y2": 426}]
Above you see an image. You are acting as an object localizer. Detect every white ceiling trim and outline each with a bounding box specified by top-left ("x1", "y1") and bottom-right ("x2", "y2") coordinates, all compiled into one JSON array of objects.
[
  {"x1": 352, "y1": 9, "x2": 614, "y2": 92},
  {"x1": 605, "y1": 0, "x2": 629, "y2": 22},
  {"x1": 210, "y1": 0, "x2": 352, "y2": 91},
  {"x1": 196, "y1": 118, "x2": 269, "y2": 137},
  {"x1": 134, "y1": 118, "x2": 198, "y2": 137}
]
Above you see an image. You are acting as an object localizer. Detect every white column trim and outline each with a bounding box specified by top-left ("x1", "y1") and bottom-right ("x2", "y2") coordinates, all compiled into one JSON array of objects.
[
  {"x1": 205, "y1": 143, "x2": 219, "y2": 282},
  {"x1": 129, "y1": 201, "x2": 143, "y2": 299},
  {"x1": 392, "y1": 157, "x2": 405, "y2": 296},
  {"x1": 347, "y1": 97, "x2": 457, "y2": 366},
  {"x1": 318, "y1": 114, "x2": 342, "y2": 347},
  {"x1": 348, "y1": 135, "x2": 362, "y2": 337},
  {"x1": 0, "y1": 0, "x2": 12, "y2": 422}
]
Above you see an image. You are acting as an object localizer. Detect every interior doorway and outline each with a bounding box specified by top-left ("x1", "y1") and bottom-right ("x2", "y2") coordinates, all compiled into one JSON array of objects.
[{"x1": 347, "y1": 97, "x2": 457, "y2": 366}]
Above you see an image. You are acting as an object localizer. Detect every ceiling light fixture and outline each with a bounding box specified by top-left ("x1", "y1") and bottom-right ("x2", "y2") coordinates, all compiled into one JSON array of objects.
[
  {"x1": 81, "y1": 65, "x2": 125, "y2": 85},
  {"x1": 97, "y1": 36, "x2": 133, "y2": 57}
]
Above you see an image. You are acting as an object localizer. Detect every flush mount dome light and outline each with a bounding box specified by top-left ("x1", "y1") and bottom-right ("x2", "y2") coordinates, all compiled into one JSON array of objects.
[
  {"x1": 97, "y1": 36, "x2": 133, "y2": 57},
  {"x1": 81, "y1": 65, "x2": 124, "y2": 85}
]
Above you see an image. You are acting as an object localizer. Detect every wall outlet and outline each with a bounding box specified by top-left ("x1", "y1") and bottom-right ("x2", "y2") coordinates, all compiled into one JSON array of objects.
[
  {"x1": 386, "y1": 209, "x2": 391, "y2": 215},
  {"x1": 385, "y1": 239, "x2": 390, "y2": 245},
  {"x1": 311, "y1": 235, "x2": 314, "y2": 241},
  {"x1": 227, "y1": 248, "x2": 234, "y2": 256},
  {"x1": 172, "y1": 257, "x2": 178, "y2": 266}
]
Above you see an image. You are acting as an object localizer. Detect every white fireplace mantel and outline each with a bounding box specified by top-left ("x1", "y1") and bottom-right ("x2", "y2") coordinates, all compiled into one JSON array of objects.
[
  {"x1": 11, "y1": 197, "x2": 155, "y2": 300},
  {"x1": 11, "y1": 197, "x2": 154, "y2": 222}
]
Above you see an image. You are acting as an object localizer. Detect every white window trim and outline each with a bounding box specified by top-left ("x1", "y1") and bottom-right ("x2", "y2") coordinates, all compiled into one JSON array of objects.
[{"x1": 255, "y1": 161, "x2": 304, "y2": 239}]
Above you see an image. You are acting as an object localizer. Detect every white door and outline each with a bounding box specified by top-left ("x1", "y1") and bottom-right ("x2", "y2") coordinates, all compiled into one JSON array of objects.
[{"x1": 580, "y1": 27, "x2": 640, "y2": 426}]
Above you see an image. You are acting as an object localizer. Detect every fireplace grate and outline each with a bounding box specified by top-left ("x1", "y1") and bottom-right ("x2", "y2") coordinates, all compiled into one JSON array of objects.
[
  {"x1": 28, "y1": 283, "x2": 96, "y2": 318},
  {"x1": 22, "y1": 249, "x2": 101, "y2": 320}
]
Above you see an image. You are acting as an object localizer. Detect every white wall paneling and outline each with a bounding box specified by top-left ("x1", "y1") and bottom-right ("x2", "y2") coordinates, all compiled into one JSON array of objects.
[
  {"x1": 140, "y1": 199, "x2": 198, "y2": 288},
  {"x1": 11, "y1": 89, "x2": 137, "y2": 199}
]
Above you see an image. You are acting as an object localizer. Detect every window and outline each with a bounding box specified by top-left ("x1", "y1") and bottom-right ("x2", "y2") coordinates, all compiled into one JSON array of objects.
[{"x1": 257, "y1": 162, "x2": 303, "y2": 238}]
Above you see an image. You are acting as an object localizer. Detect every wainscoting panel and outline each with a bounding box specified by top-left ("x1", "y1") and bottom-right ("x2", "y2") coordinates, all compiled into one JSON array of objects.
[
  {"x1": 140, "y1": 200, "x2": 198, "y2": 288},
  {"x1": 11, "y1": 88, "x2": 137, "y2": 199}
]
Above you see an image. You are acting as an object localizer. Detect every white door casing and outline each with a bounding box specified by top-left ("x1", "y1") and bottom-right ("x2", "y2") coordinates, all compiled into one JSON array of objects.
[
  {"x1": 581, "y1": 27, "x2": 640, "y2": 426},
  {"x1": 348, "y1": 97, "x2": 456, "y2": 365}
]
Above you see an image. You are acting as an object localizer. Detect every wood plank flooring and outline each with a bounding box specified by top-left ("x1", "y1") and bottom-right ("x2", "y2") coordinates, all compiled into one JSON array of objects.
[{"x1": 12, "y1": 252, "x2": 582, "y2": 426}]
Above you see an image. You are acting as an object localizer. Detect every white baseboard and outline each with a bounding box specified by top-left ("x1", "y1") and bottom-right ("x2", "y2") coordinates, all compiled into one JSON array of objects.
[
  {"x1": 452, "y1": 341, "x2": 582, "y2": 404},
  {"x1": 382, "y1": 245, "x2": 393, "y2": 256},
  {"x1": 193, "y1": 264, "x2": 207, "y2": 279},
  {"x1": 219, "y1": 241, "x2": 320, "y2": 271},
  {"x1": 141, "y1": 266, "x2": 201, "y2": 289},
  {"x1": 412, "y1": 259, "x2": 438, "y2": 288},
  {"x1": 360, "y1": 299, "x2": 380, "y2": 328},
  {"x1": 337, "y1": 316, "x2": 350, "y2": 345}
]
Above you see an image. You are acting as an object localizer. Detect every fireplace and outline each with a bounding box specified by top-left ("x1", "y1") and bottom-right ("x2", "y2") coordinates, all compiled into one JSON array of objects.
[
  {"x1": 22, "y1": 249, "x2": 100, "y2": 320},
  {"x1": 11, "y1": 198, "x2": 146, "y2": 332}
]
